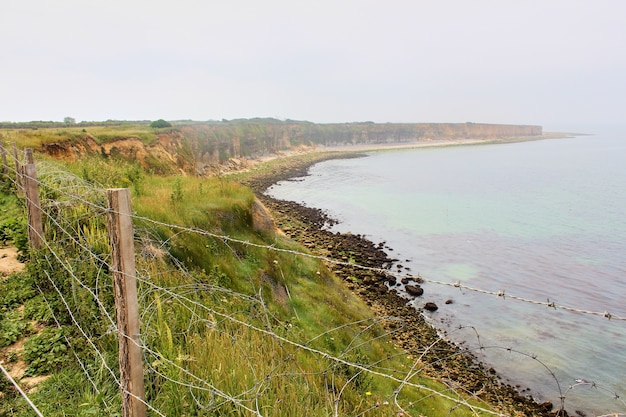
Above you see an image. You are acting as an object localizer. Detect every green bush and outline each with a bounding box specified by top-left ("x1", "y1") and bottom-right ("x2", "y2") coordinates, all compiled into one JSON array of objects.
[
  {"x1": 0, "y1": 310, "x2": 30, "y2": 347},
  {"x1": 0, "y1": 215, "x2": 28, "y2": 254},
  {"x1": 0, "y1": 272, "x2": 35, "y2": 309},
  {"x1": 24, "y1": 327, "x2": 70, "y2": 376},
  {"x1": 24, "y1": 294, "x2": 54, "y2": 324},
  {"x1": 149, "y1": 119, "x2": 172, "y2": 128}
]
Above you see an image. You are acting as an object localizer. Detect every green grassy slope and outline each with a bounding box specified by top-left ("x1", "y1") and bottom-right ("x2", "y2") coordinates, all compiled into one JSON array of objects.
[{"x1": 0, "y1": 132, "x2": 503, "y2": 416}]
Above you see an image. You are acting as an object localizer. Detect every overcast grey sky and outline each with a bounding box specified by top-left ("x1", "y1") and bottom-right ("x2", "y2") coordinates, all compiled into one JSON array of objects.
[{"x1": 1, "y1": 1, "x2": 625, "y2": 129}]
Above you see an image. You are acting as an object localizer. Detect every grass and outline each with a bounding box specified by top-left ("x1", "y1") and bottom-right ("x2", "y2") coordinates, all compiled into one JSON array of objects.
[
  {"x1": 1, "y1": 123, "x2": 158, "y2": 149},
  {"x1": 0, "y1": 153, "x2": 498, "y2": 416},
  {"x1": 128, "y1": 171, "x2": 494, "y2": 415}
]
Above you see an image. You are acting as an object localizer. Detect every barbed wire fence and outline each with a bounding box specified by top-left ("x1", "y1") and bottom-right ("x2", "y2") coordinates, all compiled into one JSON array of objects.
[{"x1": 0, "y1": 145, "x2": 624, "y2": 417}]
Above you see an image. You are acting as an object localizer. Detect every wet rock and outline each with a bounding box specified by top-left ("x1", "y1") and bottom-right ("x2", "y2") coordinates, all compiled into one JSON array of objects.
[
  {"x1": 423, "y1": 302, "x2": 438, "y2": 312},
  {"x1": 405, "y1": 284, "x2": 424, "y2": 297}
]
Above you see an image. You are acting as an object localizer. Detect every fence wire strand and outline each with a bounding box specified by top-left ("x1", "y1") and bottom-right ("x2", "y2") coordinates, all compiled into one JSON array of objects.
[
  {"x1": 2, "y1": 151, "x2": 625, "y2": 416},
  {"x1": 16, "y1": 157, "x2": 626, "y2": 322}
]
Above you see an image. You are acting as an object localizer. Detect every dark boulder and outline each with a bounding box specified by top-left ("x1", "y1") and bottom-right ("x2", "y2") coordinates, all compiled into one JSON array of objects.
[
  {"x1": 423, "y1": 302, "x2": 439, "y2": 312},
  {"x1": 405, "y1": 284, "x2": 424, "y2": 297}
]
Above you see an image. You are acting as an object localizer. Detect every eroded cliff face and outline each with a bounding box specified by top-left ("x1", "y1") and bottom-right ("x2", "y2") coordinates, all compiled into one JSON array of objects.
[
  {"x1": 40, "y1": 121, "x2": 542, "y2": 175},
  {"x1": 41, "y1": 132, "x2": 196, "y2": 174},
  {"x1": 299, "y1": 122, "x2": 542, "y2": 146}
]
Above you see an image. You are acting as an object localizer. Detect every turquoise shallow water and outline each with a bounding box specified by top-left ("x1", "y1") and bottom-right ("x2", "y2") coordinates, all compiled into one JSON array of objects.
[{"x1": 267, "y1": 130, "x2": 626, "y2": 415}]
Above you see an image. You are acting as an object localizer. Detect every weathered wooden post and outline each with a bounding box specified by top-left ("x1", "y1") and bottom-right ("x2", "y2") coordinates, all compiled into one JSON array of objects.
[
  {"x1": 12, "y1": 143, "x2": 22, "y2": 193},
  {"x1": 0, "y1": 142, "x2": 8, "y2": 176},
  {"x1": 106, "y1": 188, "x2": 147, "y2": 417},
  {"x1": 24, "y1": 148, "x2": 34, "y2": 164},
  {"x1": 23, "y1": 163, "x2": 44, "y2": 250}
]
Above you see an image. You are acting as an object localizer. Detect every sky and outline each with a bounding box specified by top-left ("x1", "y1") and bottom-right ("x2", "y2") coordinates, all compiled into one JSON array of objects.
[{"x1": 1, "y1": 1, "x2": 625, "y2": 130}]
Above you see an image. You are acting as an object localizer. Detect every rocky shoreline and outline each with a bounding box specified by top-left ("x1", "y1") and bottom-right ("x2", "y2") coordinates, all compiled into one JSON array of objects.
[{"x1": 239, "y1": 150, "x2": 566, "y2": 417}]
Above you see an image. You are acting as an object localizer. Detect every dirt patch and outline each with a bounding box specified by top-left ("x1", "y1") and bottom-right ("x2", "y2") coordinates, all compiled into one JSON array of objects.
[
  {"x1": 1, "y1": 327, "x2": 51, "y2": 397},
  {"x1": 0, "y1": 246, "x2": 24, "y2": 277},
  {"x1": 0, "y1": 247, "x2": 50, "y2": 394},
  {"x1": 2, "y1": 339, "x2": 27, "y2": 379}
]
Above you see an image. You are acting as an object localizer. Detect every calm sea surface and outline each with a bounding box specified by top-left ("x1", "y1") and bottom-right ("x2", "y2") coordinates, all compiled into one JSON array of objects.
[{"x1": 266, "y1": 129, "x2": 626, "y2": 415}]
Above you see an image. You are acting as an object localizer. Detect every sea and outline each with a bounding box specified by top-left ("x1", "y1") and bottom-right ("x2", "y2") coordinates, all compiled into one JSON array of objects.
[{"x1": 266, "y1": 127, "x2": 626, "y2": 416}]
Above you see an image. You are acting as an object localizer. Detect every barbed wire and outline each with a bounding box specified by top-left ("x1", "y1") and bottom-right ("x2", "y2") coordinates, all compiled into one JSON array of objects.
[
  {"x1": 135, "y1": 276, "x2": 518, "y2": 416},
  {"x1": 135, "y1": 258, "x2": 496, "y2": 415},
  {"x1": 16, "y1": 158, "x2": 626, "y2": 323},
  {"x1": 141, "y1": 343, "x2": 265, "y2": 416},
  {"x1": 12, "y1": 165, "x2": 323, "y2": 414},
  {"x1": 7, "y1": 163, "x2": 162, "y2": 414},
  {"x1": 3, "y1": 153, "x2": 626, "y2": 415},
  {"x1": 439, "y1": 325, "x2": 626, "y2": 413},
  {"x1": 127, "y1": 210, "x2": 626, "y2": 322},
  {"x1": 132, "y1": 247, "x2": 517, "y2": 414},
  {"x1": 36, "y1": 285, "x2": 119, "y2": 414},
  {"x1": 38, "y1": 256, "x2": 167, "y2": 417},
  {"x1": 131, "y1": 236, "x2": 497, "y2": 414},
  {"x1": 0, "y1": 362, "x2": 45, "y2": 417},
  {"x1": 18, "y1": 168, "x2": 473, "y2": 414}
]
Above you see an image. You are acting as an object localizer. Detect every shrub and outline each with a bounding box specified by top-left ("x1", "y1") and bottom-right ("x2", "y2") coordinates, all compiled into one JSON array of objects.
[
  {"x1": 0, "y1": 310, "x2": 30, "y2": 347},
  {"x1": 24, "y1": 327, "x2": 70, "y2": 376},
  {"x1": 0, "y1": 215, "x2": 28, "y2": 256},
  {"x1": 150, "y1": 119, "x2": 172, "y2": 128}
]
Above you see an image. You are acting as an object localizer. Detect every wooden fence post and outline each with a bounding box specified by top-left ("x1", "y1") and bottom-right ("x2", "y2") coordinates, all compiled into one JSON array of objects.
[
  {"x1": 106, "y1": 188, "x2": 147, "y2": 417},
  {"x1": 23, "y1": 163, "x2": 44, "y2": 250},
  {"x1": 12, "y1": 143, "x2": 22, "y2": 193},
  {"x1": 0, "y1": 142, "x2": 8, "y2": 176},
  {"x1": 24, "y1": 148, "x2": 34, "y2": 165}
]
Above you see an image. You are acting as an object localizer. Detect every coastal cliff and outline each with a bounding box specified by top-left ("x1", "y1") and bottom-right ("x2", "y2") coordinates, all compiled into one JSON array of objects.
[
  {"x1": 0, "y1": 119, "x2": 561, "y2": 416},
  {"x1": 288, "y1": 121, "x2": 542, "y2": 146},
  {"x1": 29, "y1": 119, "x2": 541, "y2": 174}
]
